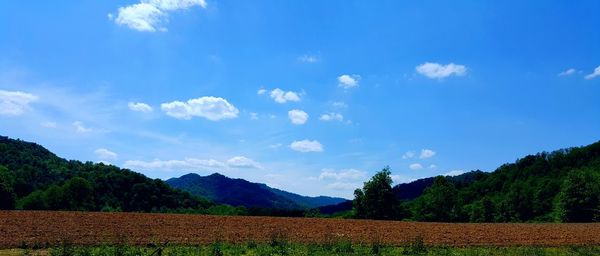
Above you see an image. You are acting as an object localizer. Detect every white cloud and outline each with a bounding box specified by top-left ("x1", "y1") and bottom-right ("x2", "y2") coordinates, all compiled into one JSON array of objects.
[
  {"x1": 337, "y1": 74, "x2": 360, "y2": 89},
  {"x1": 319, "y1": 169, "x2": 367, "y2": 181},
  {"x1": 299, "y1": 54, "x2": 319, "y2": 63},
  {"x1": 257, "y1": 88, "x2": 267, "y2": 95},
  {"x1": 429, "y1": 164, "x2": 437, "y2": 169},
  {"x1": 0, "y1": 90, "x2": 38, "y2": 116},
  {"x1": 249, "y1": 112, "x2": 258, "y2": 120},
  {"x1": 72, "y1": 121, "x2": 92, "y2": 133},
  {"x1": 269, "y1": 88, "x2": 301, "y2": 103},
  {"x1": 444, "y1": 170, "x2": 465, "y2": 176},
  {"x1": 290, "y1": 139, "x2": 324, "y2": 153},
  {"x1": 409, "y1": 163, "x2": 423, "y2": 170},
  {"x1": 402, "y1": 151, "x2": 415, "y2": 159},
  {"x1": 114, "y1": 3, "x2": 166, "y2": 32},
  {"x1": 416, "y1": 62, "x2": 467, "y2": 79},
  {"x1": 319, "y1": 112, "x2": 343, "y2": 122},
  {"x1": 95, "y1": 148, "x2": 118, "y2": 160},
  {"x1": 40, "y1": 121, "x2": 57, "y2": 128},
  {"x1": 420, "y1": 149, "x2": 436, "y2": 159},
  {"x1": 390, "y1": 174, "x2": 414, "y2": 184},
  {"x1": 124, "y1": 158, "x2": 226, "y2": 171},
  {"x1": 585, "y1": 66, "x2": 600, "y2": 80},
  {"x1": 124, "y1": 156, "x2": 262, "y2": 171},
  {"x1": 288, "y1": 109, "x2": 308, "y2": 125},
  {"x1": 558, "y1": 68, "x2": 577, "y2": 76},
  {"x1": 227, "y1": 156, "x2": 262, "y2": 169},
  {"x1": 128, "y1": 102, "x2": 153, "y2": 113},
  {"x1": 112, "y1": 0, "x2": 207, "y2": 32},
  {"x1": 161, "y1": 96, "x2": 239, "y2": 121}
]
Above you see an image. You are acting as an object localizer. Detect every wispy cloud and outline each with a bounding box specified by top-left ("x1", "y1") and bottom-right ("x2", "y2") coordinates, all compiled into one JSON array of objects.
[
  {"x1": 331, "y1": 101, "x2": 348, "y2": 109},
  {"x1": 319, "y1": 168, "x2": 367, "y2": 181},
  {"x1": 128, "y1": 102, "x2": 153, "y2": 113},
  {"x1": 290, "y1": 140, "x2": 323, "y2": 153},
  {"x1": 40, "y1": 121, "x2": 57, "y2": 128},
  {"x1": 110, "y1": 0, "x2": 207, "y2": 32},
  {"x1": 0, "y1": 90, "x2": 38, "y2": 116},
  {"x1": 95, "y1": 148, "x2": 118, "y2": 161},
  {"x1": 420, "y1": 149, "x2": 436, "y2": 159},
  {"x1": 585, "y1": 66, "x2": 600, "y2": 80},
  {"x1": 327, "y1": 182, "x2": 361, "y2": 190},
  {"x1": 249, "y1": 112, "x2": 258, "y2": 120},
  {"x1": 409, "y1": 163, "x2": 423, "y2": 170},
  {"x1": 124, "y1": 155, "x2": 262, "y2": 171},
  {"x1": 558, "y1": 68, "x2": 577, "y2": 76},
  {"x1": 319, "y1": 112, "x2": 343, "y2": 122},
  {"x1": 124, "y1": 158, "x2": 225, "y2": 171},
  {"x1": 227, "y1": 156, "x2": 262, "y2": 169},
  {"x1": 402, "y1": 151, "x2": 415, "y2": 159},
  {"x1": 72, "y1": 121, "x2": 93, "y2": 133},
  {"x1": 298, "y1": 54, "x2": 319, "y2": 63}
]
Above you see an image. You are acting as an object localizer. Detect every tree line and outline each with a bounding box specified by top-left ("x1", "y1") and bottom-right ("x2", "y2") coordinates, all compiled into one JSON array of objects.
[
  {"x1": 352, "y1": 140, "x2": 600, "y2": 222},
  {"x1": 2, "y1": 135, "x2": 600, "y2": 222}
]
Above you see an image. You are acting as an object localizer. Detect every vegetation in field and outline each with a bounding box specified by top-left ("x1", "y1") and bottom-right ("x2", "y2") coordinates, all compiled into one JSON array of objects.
[{"x1": 10, "y1": 242, "x2": 598, "y2": 256}]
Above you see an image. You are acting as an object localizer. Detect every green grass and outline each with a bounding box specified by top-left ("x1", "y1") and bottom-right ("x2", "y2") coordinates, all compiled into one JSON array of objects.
[{"x1": 3, "y1": 242, "x2": 600, "y2": 256}]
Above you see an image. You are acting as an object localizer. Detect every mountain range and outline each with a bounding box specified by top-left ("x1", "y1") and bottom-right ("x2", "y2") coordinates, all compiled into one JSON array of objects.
[{"x1": 166, "y1": 173, "x2": 346, "y2": 209}]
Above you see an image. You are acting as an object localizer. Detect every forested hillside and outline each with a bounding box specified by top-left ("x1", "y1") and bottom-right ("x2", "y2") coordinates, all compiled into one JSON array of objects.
[
  {"x1": 352, "y1": 140, "x2": 600, "y2": 222},
  {"x1": 0, "y1": 136, "x2": 212, "y2": 212}
]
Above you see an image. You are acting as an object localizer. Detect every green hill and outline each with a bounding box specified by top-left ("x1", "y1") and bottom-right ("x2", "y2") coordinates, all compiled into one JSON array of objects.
[
  {"x1": 0, "y1": 136, "x2": 212, "y2": 212},
  {"x1": 350, "y1": 140, "x2": 600, "y2": 222}
]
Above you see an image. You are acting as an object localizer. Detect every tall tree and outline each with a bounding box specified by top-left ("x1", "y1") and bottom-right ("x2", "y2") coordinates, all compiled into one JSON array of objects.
[{"x1": 353, "y1": 167, "x2": 400, "y2": 220}]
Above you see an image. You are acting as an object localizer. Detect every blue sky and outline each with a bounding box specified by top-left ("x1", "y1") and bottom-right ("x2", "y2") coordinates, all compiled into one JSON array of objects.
[{"x1": 1, "y1": 0, "x2": 599, "y2": 198}]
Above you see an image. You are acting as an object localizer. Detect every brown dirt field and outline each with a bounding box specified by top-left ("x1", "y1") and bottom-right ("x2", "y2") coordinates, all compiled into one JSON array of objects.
[{"x1": 1, "y1": 211, "x2": 600, "y2": 248}]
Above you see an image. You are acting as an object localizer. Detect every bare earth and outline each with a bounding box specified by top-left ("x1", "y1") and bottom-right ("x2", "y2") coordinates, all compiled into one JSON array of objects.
[{"x1": 1, "y1": 211, "x2": 600, "y2": 248}]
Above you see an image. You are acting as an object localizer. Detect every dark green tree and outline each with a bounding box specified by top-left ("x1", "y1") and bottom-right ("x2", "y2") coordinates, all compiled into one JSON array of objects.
[
  {"x1": 353, "y1": 167, "x2": 401, "y2": 220},
  {"x1": 0, "y1": 165, "x2": 16, "y2": 209},
  {"x1": 62, "y1": 177, "x2": 94, "y2": 210},
  {"x1": 413, "y1": 176, "x2": 459, "y2": 222},
  {"x1": 45, "y1": 185, "x2": 66, "y2": 210},
  {"x1": 0, "y1": 181, "x2": 16, "y2": 209},
  {"x1": 468, "y1": 196, "x2": 495, "y2": 222},
  {"x1": 20, "y1": 190, "x2": 47, "y2": 210},
  {"x1": 557, "y1": 168, "x2": 600, "y2": 222}
]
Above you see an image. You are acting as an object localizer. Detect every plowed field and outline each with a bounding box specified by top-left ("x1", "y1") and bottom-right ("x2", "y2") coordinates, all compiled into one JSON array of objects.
[{"x1": 1, "y1": 211, "x2": 600, "y2": 248}]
